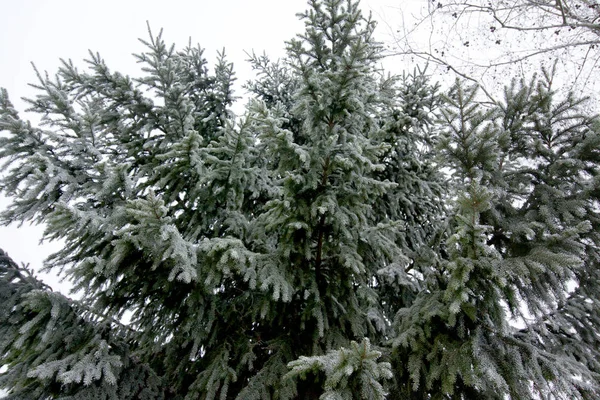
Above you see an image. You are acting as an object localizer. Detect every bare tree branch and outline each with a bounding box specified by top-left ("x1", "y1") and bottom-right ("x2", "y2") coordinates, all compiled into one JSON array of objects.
[{"x1": 384, "y1": 0, "x2": 600, "y2": 105}]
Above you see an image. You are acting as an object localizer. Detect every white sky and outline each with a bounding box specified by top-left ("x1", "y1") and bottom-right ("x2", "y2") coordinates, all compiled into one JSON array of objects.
[{"x1": 0, "y1": 0, "x2": 418, "y2": 293}]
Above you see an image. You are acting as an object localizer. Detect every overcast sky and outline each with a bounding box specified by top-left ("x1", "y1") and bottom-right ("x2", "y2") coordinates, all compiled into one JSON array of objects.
[{"x1": 0, "y1": 0, "x2": 418, "y2": 294}]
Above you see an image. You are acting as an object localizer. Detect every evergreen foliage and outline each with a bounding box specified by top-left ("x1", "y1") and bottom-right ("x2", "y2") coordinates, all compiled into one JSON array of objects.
[
  {"x1": 1, "y1": 1, "x2": 599, "y2": 399},
  {"x1": 388, "y1": 75, "x2": 600, "y2": 399}
]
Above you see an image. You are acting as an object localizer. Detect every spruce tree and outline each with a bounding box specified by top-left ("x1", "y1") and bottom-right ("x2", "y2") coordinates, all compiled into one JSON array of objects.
[
  {"x1": 0, "y1": 1, "x2": 436, "y2": 398},
  {"x1": 491, "y1": 70, "x2": 600, "y2": 398},
  {"x1": 2, "y1": 1, "x2": 600, "y2": 399},
  {"x1": 388, "y1": 76, "x2": 600, "y2": 399}
]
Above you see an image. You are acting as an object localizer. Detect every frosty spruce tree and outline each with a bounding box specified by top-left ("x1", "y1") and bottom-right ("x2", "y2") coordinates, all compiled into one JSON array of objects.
[{"x1": 1, "y1": 1, "x2": 599, "y2": 399}]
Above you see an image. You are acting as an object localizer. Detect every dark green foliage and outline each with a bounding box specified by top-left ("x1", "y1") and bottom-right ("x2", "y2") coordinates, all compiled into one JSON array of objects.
[
  {"x1": 0, "y1": 249, "x2": 163, "y2": 400},
  {"x1": 1, "y1": 1, "x2": 600, "y2": 399},
  {"x1": 389, "y1": 74, "x2": 600, "y2": 399}
]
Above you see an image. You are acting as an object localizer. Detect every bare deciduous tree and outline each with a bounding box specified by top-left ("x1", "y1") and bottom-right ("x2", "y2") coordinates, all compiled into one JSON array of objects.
[{"x1": 387, "y1": 0, "x2": 600, "y2": 102}]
